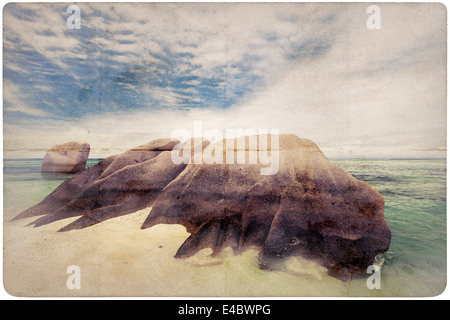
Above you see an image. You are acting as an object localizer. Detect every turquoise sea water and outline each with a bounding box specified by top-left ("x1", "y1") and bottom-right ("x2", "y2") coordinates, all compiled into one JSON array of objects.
[
  {"x1": 333, "y1": 159, "x2": 446, "y2": 296},
  {"x1": 2, "y1": 158, "x2": 447, "y2": 296},
  {"x1": 3, "y1": 159, "x2": 102, "y2": 215}
]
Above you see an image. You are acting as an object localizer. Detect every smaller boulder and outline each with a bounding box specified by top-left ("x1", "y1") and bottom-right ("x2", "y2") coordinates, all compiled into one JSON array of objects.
[{"x1": 41, "y1": 142, "x2": 90, "y2": 173}]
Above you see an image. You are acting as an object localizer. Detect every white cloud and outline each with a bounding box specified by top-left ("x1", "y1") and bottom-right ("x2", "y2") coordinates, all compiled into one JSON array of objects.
[
  {"x1": 2, "y1": 3, "x2": 446, "y2": 159},
  {"x1": 3, "y1": 80, "x2": 50, "y2": 117},
  {"x1": 4, "y1": 105, "x2": 50, "y2": 117}
]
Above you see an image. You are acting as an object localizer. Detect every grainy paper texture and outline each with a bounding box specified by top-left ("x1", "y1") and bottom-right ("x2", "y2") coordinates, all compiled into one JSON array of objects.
[{"x1": 3, "y1": 2, "x2": 446, "y2": 297}]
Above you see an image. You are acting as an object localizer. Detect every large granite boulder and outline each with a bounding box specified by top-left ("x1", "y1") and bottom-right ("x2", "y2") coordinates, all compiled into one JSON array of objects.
[
  {"x1": 41, "y1": 141, "x2": 90, "y2": 173},
  {"x1": 13, "y1": 134, "x2": 391, "y2": 281},
  {"x1": 142, "y1": 134, "x2": 391, "y2": 280}
]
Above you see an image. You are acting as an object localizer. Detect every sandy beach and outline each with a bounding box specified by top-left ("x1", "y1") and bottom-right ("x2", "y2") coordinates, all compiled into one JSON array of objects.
[{"x1": 4, "y1": 207, "x2": 364, "y2": 297}]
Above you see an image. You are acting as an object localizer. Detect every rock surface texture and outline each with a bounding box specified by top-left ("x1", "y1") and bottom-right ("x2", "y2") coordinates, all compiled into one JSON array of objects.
[
  {"x1": 14, "y1": 135, "x2": 391, "y2": 281},
  {"x1": 41, "y1": 141, "x2": 91, "y2": 173}
]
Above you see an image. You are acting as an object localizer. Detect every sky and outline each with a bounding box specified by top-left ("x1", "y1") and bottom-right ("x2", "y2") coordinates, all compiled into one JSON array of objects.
[{"x1": 2, "y1": 2, "x2": 447, "y2": 159}]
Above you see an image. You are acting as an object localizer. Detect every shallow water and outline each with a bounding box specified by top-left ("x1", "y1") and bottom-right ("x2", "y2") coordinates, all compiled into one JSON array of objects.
[
  {"x1": 2, "y1": 158, "x2": 446, "y2": 297},
  {"x1": 333, "y1": 159, "x2": 446, "y2": 296}
]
